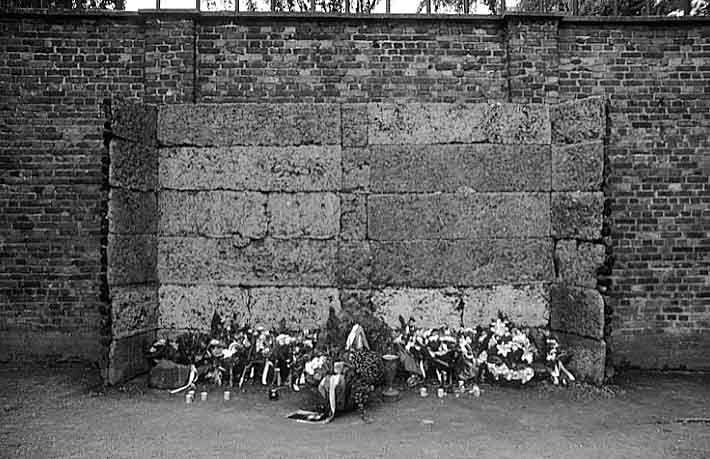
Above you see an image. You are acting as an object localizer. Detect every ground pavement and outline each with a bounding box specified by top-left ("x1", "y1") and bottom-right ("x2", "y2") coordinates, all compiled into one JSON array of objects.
[{"x1": 1, "y1": 363, "x2": 709, "y2": 458}]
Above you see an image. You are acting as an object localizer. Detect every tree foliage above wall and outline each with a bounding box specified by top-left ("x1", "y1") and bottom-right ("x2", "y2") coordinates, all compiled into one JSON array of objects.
[{"x1": 3, "y1": 0, "x2": 126, "y2": 8}]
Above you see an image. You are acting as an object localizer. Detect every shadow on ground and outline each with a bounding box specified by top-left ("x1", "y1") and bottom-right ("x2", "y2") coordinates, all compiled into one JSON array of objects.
[{"x1": 1, "y1": 363, "x2": 709, "y2": 458}]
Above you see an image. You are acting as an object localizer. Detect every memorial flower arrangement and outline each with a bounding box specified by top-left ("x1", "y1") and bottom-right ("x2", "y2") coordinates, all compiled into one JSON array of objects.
[
  {"x1": 145, "y1": 309, "x2": 575, "y2": 415},
  {"x1": 394, "y1": 313, "x2": 574, "y2": 386}
]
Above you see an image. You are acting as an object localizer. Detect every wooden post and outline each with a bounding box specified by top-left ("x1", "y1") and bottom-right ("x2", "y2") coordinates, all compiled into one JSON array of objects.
[
  {"x1": 156, "y1": 0, "x2": 161, "y2": 8},
  {"x1": 311, "y1": 0, "x2": 316, "y2": 11},
  {"x1": 386, "y1": 0, "x2": 390, "y2": 13},
  {"x1": 572, "y1": 0, "x2": 578, "y2": 15},
  {"x1": 235, "y1": 0, "x2": 239, "y2": 12},
  {"x1": 645, "y1": 0, "x2": 651, "y2": 15},
  {"x1": 345, "y1": 0, "x2": 350, "y2": 13},
  {"x1": 613, "y1": 0, "x2": 618, "y2": 15},
  {"x1": 271, "y1": 0, "x2": 276, "y2": 10},
  {"x1": 196, "y1": 0, "x2": 200, "y2": 10},
  {"x1": 464, "y1": 0, "x2": 470, "y2": 14},
  {"x1": 426, "y1": 0, "x2": 431, "y2": 14},
  {"x1": 682, "y1": 0, "x2": 690, "y2": 15},
  {"x1": 500, "y1": 0, "x2": 506, "y2": 14}
]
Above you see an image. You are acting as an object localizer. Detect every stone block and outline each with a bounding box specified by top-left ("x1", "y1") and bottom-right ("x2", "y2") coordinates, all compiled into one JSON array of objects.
[
  {"x1": 551, "y1": 192, "x2": 604, "y2": 240},
  {"x1": 109, "y1": 139, "x2": 158, "y2": 191},
  {"x1": 157, "y1": 104, "x2": 341, "y2": 146},
  {"x1": 268, "y1": 193, "x2": 340, "y2": 239},
  {"x1": 369, "y1": 144, "x2": 551, "y2": 192},
  {"x1": 555, "y1": 240, "x2": 606, "y2": 288},
  {"x1": 158, "y1": 237, "x2": 337, "y2": 286},
  {"x1": 551, "y1": 96, "x2": 606, "y2": 144},
  {"x1": 552, "y1": 141, "x2": 604, "y2": 191},
  {"x1": 555, "y1": 332, "x2": 606, "y2": 384},
  {"x1": 337, "y1": 241, "x2": 371, "y2": 288},
  {"x1": 111, "y1": 100, "x2": 157, "y2": 144},
  {"x1": 484, "y1": 103, "x2": 551, "y2": 145},
  {"x1": 371, "y1": 239, "x2": 554, "y2": 287},
  {"x1": 339, "y1": 289, "x2": 375, "y2": 318},
  {"x1": 159, "y1": 145, "x2": 341, "y2": 192},
  {"x1": 107, "y1": 234, "x2": 157, "y2": 286},
  {"x1": 462, "y1": 284, "x2": 549, "y2": 327},
  {"x1": 368, "y1": 193, "x2": 550, "y2": 240},
  {"x1": 342, "y1": 147, "x2": 370, "y2": 192},
  {"x1": 368, "y1": 103, "x2": 488, "y2": 145},
  {"x1": 342, "y1": 104, "x2": 368, "y2": 147},
  {"x1": 368, "y1": 103, "x2": 550, "y2": 145},
  {"x1": 105, "y1": 330, "x2": 156, "y2": 385},
  {"x1": 372, "y1": 287, "x2": 462, "y2": 329},
  {"x1": 110, "y1": 285, "x2": 159, "y2": 339},
  {"x1": 158, "y1": 284, "x2": 250, "y2": 331},
  {"x1": 250, "y1": 287, "x2": 340, "y2": 329},
  {"x1": 550, "y1": 284, "x2": 604, "y2": 339},
  {"x1": 159, "y1": 191, "x2": 267, "y2": 238},
  {"x1": 108, "y1": 189, "x2": 158, "y2": 234},
  {"x1": 340, "y1": 194, "x2": 367, "y2": 240}
]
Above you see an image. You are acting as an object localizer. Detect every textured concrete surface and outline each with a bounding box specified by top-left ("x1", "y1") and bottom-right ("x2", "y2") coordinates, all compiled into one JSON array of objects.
[
  {"x1": 104, "y1": 330, "x2": 156, "y2": 385},
  {"x1": 462, "y1": 284, "x2": 550, "y2": 328},
  {"x1": 550, "y1": 284, "x2": 605, "y2": 339},
  {"x1": 556, "y1": 332, "x2": 606, "y2": 384},
  {"x1": 550, "y1": 96, "x2": 606, "y2": 144},
  {"x1": 107, "y1": 234, "x2": 158, "y2": 286},
  {"x1": 158, "y1": 284, "x2": 251, "y2": 332},
  {"x1": 552, "y1": 141, "x2": 604, "y2": 191},
  {"x1": 551, "y1": 192, "x2": 604, "y2": 240},
  {"x1": 249, "y1": 287, "x2": 341, "y2": 329},
  {"x1": 367, "y1": 193, "x2": 550, "y2": 240},
  {"x1": 157, "y1": 237, "x2": 337, "y2": 286},
  {"x1": 555, "y1": 240, "x2": 606, "y2": 288},
  {"x1": 268, "y1": 193, "x2": 340, "y2": 239},
  {"x1": 367, "y1": 144, "x2": 551, "y2": 193},
  {"x1": 109, "y1": 139, "x2": 158, "y2": 191},
  {"x1": 370, "y1": 239, "x2": 554, "y2": 287},
  {"x1": 368, "y1": 103, "x2": 550, "y2": 145},
  {"x1": 110, "y1": 285, "x2": 159, "y2": 340},
  {"x1": 159, "y1": 145, "x2": 341, "y2": 191},
  {"x1": 158, "y1": 190, "x2": 268, "y2": 238},
  {"x1": 111, "y1": 100, "x2": 157, "y2": 145},
  {"x1": 372, "y1": 287, "x2": 462, "y2": 328},
  {"x1": 108, "y1": 189, "x2": 158, "y2": 235},
  {"x1": 341, "y1": 103, "x2": 368, "y2": 147},
  {"x1": 339, "y1": 193, "x2": 367, "y2": 241},
  {"x1": 337, "y1": 241, "x2": 372, "y2": 288},
  {"x1": 157, "y1": 104, "x2": 341, "y2": 146}
]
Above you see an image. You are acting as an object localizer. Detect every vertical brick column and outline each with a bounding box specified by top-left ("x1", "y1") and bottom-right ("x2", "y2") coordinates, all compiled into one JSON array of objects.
[
  {"x1": 143, "y1": 15, "x2": 196, "y2": 104},
  {"x1": 505, "y1": 15, "x2": 560, "y2": 104}
]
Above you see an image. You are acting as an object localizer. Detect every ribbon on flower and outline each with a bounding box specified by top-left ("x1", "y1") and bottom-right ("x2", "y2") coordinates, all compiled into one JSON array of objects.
[
  {"x1": 261, "y1": 360, "x2": 274, "y2": 386},
  {"x1": 345, "y1": 324, "x2": 370, "y2": 350},
  {"x1": 168, "y1": 364, "x2": 198, "y2": 394}
]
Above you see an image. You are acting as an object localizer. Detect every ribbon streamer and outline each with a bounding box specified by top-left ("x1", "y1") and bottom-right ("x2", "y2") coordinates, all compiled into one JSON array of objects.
[{"x1": 168, "y1": 364, "x2": 198, "y2": 394}]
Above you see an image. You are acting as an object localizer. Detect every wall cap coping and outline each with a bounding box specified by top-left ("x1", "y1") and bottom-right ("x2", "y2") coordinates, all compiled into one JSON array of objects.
[{"x1": 2, "y1": 8, "x2": 709, "y2": 25}]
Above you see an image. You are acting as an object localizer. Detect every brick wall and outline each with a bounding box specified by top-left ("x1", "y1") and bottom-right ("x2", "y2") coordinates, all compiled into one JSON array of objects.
[
  {"x1": 558, "y1": 19, "x2": 710, "y2": 370},
  {"x1": 1, "y1": 10, "x2": 709, "y2": 372},
  {"x1": 0, "y1": 12, "x2": 144, "y2": 361}
]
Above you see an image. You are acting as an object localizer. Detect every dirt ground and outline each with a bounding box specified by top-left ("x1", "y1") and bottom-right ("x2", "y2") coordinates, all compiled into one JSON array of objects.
[{"x1": 1, "y1": 363, "x2": 709, "y2": 459}]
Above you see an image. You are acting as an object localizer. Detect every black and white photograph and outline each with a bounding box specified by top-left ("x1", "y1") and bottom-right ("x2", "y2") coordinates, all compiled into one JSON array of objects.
[{"x1": 1, "y1": 0, "x2": 709, "y2": 457}]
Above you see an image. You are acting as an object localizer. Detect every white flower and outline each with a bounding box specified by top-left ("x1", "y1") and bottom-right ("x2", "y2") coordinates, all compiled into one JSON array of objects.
[
  {"x1": 304, "y1": 356, "x2": 327, "y2": 375},
  {"x1": 522, "y1": 350, "x2": 534, "y2": 364},
  {"x1": 491, "y1": 319, "x2": 510, "y2": 337},
  {"x1": 521, "y1": 367, "x2": 535, "y2": 384}
]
